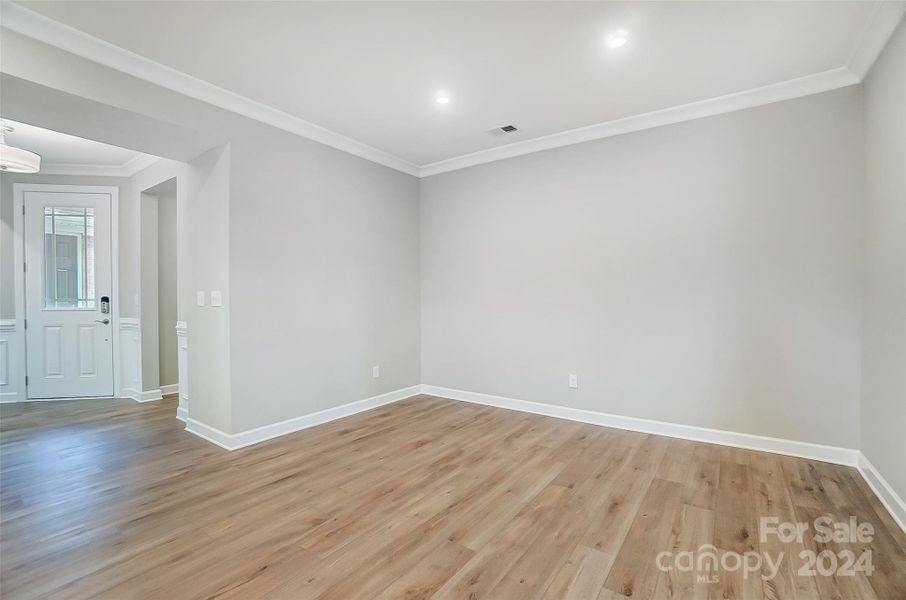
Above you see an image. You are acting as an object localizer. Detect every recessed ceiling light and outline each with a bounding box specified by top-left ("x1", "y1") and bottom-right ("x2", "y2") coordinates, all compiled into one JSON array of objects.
[
  {"x1": 435, "y1": 90, "x2": 450, "y2": 105},
  {"x1": 608, "y1": 31, "x2": 628, "y2": 48}
]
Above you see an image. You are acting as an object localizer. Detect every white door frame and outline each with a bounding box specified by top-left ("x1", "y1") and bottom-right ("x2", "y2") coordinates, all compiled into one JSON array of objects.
[{"x1": 13, "y1": 183, "x2": 121, "y2": 401}]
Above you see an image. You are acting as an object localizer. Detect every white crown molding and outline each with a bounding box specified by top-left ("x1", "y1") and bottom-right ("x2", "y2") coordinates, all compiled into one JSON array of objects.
[
  {"x1": 417, "y1": 0, "x2": 900, "y2": 179},
  {"x1": 420, "y1": 385, "x2": 860, "y2": 467},
  {"x1": 3, "y1": 1, "x2": 902, "y2": 179},
  {"x1": 418, "y1": 68, "x2": 861, "y2": 177},
  {"x1": 0, "y1": 2, "x2": 420, "y2": 177},
  {"x1": 845, "y1": 1, "x2": 906, "y2": 80},
  {"x1": 40, "y1": 153, "x2": 161, "y2": 177},
  {"x1": 120, "y1": 153, "x2": 163, "y2": 176},
  {"x1": 420, "y1": 4, "x2": 903, "y2": 176},
  {"x1": 857, "y1": 452, "x2": 906, "y2": 534}
]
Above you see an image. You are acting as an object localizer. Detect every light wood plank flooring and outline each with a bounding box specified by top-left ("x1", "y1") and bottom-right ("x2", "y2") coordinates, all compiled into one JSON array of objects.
[{"x1": 1, "y1": 395, "x2": 904, "y2": 599}]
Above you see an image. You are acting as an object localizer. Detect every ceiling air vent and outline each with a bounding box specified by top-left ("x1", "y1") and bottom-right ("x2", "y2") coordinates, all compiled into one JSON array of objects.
[{"x1": 487, "y1": 124, "x2": 519, "y2": 136}]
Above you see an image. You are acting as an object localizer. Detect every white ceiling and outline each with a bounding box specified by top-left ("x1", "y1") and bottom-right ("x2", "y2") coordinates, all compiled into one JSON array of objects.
[
  {"x1": 1, "y1": 118, "x2": 158, "y2": 176},
  {"x1": 7, "y1": 1, "x2": 903, "y2": 175}
]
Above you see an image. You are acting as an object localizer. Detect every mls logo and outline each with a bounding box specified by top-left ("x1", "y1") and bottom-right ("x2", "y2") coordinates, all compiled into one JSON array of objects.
[{"x1": 697, "y1": 574, "x2": 720, "y2": 584}]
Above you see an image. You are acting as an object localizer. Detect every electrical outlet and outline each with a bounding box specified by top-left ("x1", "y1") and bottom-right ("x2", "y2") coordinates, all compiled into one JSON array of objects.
[
  {"x1": 210, "y1": 290, "x2": 223, "y2": 307},
  {"x1": 568, "y1": 374, "x2": 578, "y2": 389},
  {"x1": 196, "y1": 291, "x2": 205, "y2": 307},
  {"x1": 372, "y1": 365, "x2": 381, "y2": 378}
]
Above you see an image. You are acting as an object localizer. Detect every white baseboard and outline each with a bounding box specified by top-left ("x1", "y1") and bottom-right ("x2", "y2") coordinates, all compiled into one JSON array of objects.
[
  {"x1": 857, "y1": 453, "x2": 906, "y2": 534},
  {"x1": 160, "y1": 384, "x2": 179, "y2": 396},
  {"x1": 177, "y1": 381, "x2": 905, "y2": 536},
  {"x1": 420, "y1": 385, "x2": 860, "y2": 467},
  {"x1": 175, "y1": 406, "x2": 188, "y2": 422},
  {"x1": 184, "y1": 417, "x2": 233, "y2": 450},
  {"x1": 122, "y1": 388, "x2": 164, "y2": 403},
  {"x1": 184, "y1": 385, "x2": 422, "y2": 451}
]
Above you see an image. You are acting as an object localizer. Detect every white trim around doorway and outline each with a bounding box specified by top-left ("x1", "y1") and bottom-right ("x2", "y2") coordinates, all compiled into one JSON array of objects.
[{"x1": 12, "y1": 184, "x2": 121, "y2": 402}]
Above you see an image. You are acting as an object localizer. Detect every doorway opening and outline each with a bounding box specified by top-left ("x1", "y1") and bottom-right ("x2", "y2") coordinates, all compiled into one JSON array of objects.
[
  {"x1": 1, "y1": 118, "x2": 187, "y2": 418},
  {"x1": 138, "y1": 177, "x2": 179, "y2": 403},
  {"x1": 15, "y1": 184, "x2": 118, "y2": 399}
]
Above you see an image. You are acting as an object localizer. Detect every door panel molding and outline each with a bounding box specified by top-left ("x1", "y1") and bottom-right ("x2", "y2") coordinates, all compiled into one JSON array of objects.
[
  {"x1": 42, "y1": 325, "x2": 64, "y2": 378},
  {"x1": 77, "y1": 325, "x2": 97, "y2": 376}
]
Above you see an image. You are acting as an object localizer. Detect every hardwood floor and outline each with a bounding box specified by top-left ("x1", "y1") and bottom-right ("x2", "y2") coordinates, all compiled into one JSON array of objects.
[{"x1": 1, "y1": 394, "x2": 904, "y2": 599}]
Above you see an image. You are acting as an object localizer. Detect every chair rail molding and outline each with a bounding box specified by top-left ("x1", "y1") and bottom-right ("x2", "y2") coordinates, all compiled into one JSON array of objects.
[{"x1": 118, "y1": 318, "x2": 145, "y2": 401}]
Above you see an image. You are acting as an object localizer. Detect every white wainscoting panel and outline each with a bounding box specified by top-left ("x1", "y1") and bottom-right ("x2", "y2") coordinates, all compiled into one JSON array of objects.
[
  {"x1": 175, "y1": 321, "x2": 188, "y2": 421},
  {"x1": 119, "y1": 318, "x2": 144, "y2": 401},
  {"x1": 0, "y1": 320, "x2": 24, "y2": 402}
]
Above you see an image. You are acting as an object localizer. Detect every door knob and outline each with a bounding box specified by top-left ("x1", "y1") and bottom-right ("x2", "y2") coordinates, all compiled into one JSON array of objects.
[{"x1": 95, "y1": 318, "x2": 110, "y2": 325}]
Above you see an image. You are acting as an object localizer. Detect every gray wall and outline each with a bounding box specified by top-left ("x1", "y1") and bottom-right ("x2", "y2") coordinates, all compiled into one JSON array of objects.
[
  {"x1": 420, "y1": 86, "x2": 864, "y2": 448},
  {"x1": 139, "y1": 192, "x2": 159, "y2": 391},
  {"x1": 861, "y1": 22, "x2": 906, "y2": 501},
  {"x1": 228, "y1": 128, "x2": 421, "y2": 431},
  {"x1": 186, "y1": 145, "x2": 233, "y2": 432},
  {"x1": 158, "y1": 187, "x2": 178, "y2": 388}
]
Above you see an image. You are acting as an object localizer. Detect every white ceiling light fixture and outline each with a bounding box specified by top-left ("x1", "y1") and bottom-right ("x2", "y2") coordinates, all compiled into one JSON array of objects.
[
  {"x1": 0, "y1": 122, "x2": 42, "y2": 173},
  {"x1": 607, "y1": 30, "x2": 629, "y2": 48},
  {"x1": 435, "y1": 90, "x2": 451, "y2": 105}
]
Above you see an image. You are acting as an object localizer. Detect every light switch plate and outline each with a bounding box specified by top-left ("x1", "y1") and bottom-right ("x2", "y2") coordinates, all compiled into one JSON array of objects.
[
  {"x1": 196, "y1": 291, "x2": 205, "y2": 307},
  {"x1": 373, "y1": 365, "x2": 380, "y2": 378},
  {"x1": 210, "y1": 291, "x2": 223, "y2": 307},
  {"x1": 568, "y1": 374, "x2": 578, "y2": 389}
]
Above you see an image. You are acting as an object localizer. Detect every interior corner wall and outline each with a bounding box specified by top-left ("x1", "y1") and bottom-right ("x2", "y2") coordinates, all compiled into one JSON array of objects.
[
  {"x1": 126, "y1": 159, "x2": 190, "y2": 322},
  {"x1": 861, "y1": 21, "x2": 906, "y2": 501},
  {"x1": 227, "y1": 127, "x2": 421, "y2": 432},
  {"x1": 157, "y1": 188, "x2": 178, "y2": 388},
  {"x1": 187, "y1": 144, "x2": 233, "y2": 433},
  {"x1": 139, "y1": 192, "x2": 160, "y2": 392},
  {"x1": 420, "y1": 85, "x2": 865, "y2": 449},
  {"x1": 139, "y1": 193, "x2": 160, "y2": 392}
]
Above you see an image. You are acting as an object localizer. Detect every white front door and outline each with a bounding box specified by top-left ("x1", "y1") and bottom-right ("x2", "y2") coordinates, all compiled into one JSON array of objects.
[{"x1": 24, "y1": 190, "x2": 114, "y2": 398}]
